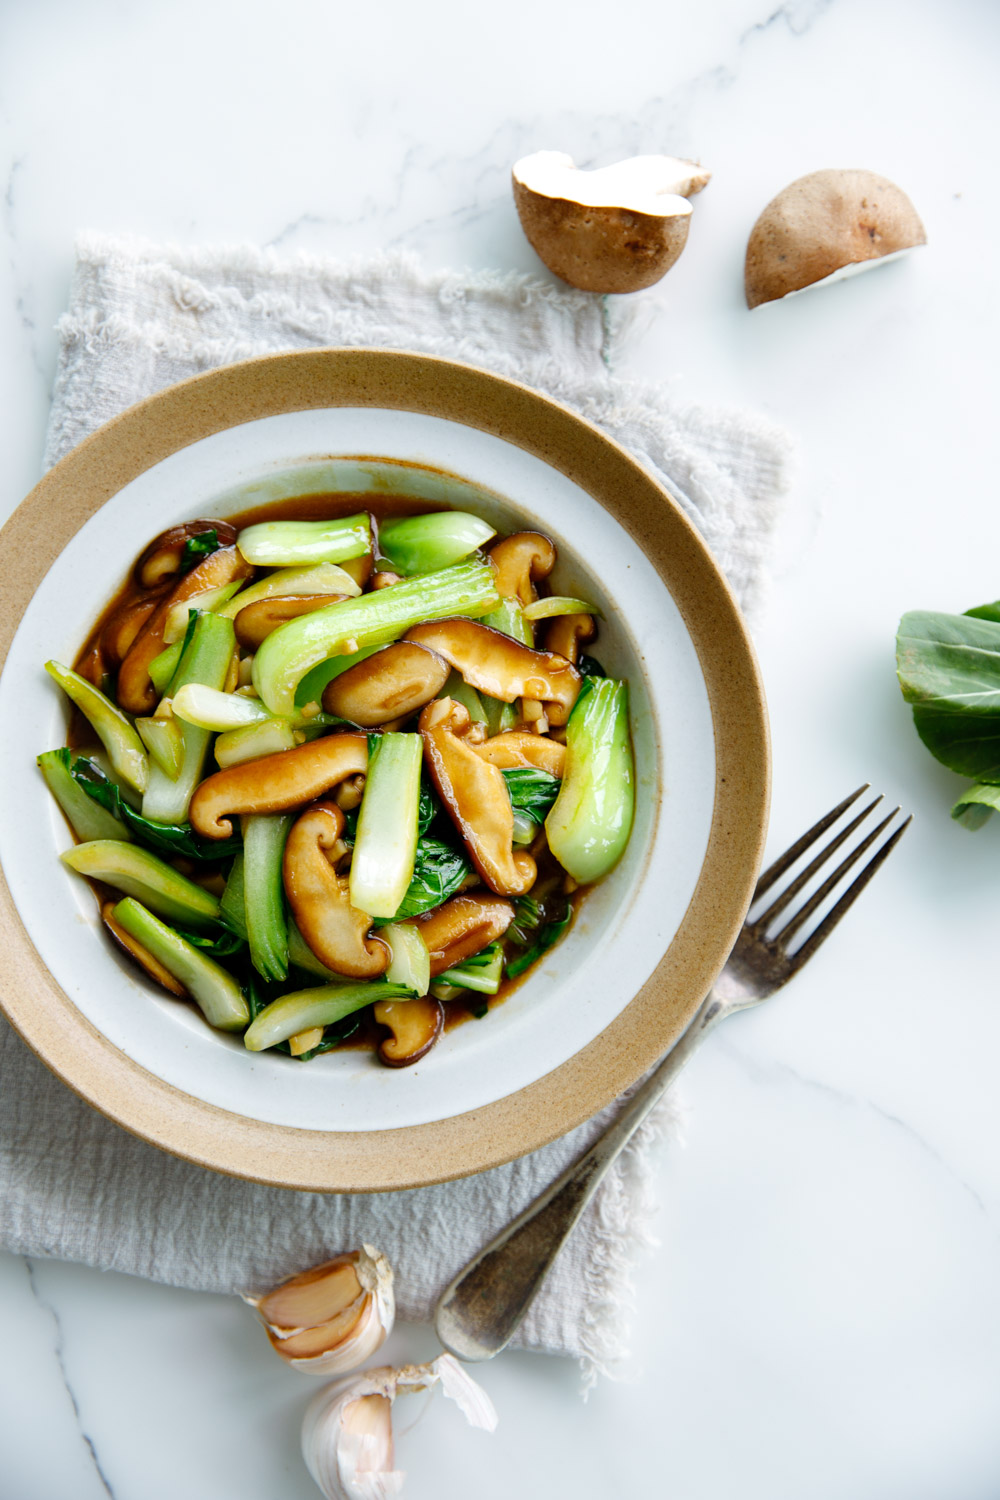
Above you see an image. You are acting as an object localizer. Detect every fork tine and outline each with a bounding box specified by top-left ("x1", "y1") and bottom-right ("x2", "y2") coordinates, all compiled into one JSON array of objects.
[
  {"x1": 784, "y1": 814, "x2": 912, "y2": 972},
  {"x1": 773, "y1": 806, "x2": 899, "y2": 948},
  {"x1": 753, "y1": 794, "x2": 883, "y2": 931},
  {"x1": 752, "y1": 784, "x2": 870, "y2": 902}
]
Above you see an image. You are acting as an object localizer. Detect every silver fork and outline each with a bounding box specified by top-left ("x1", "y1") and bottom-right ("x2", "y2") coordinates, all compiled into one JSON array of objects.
[{"x1": 435, "y1": 785, "x2": 911, "y2": 1362}]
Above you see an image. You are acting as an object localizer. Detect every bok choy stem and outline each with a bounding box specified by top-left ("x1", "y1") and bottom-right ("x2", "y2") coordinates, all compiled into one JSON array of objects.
[
  {"x1": 545, "y1": 678, "x2": 634, "y2": 883},
  {"x1": 253, "y1": 559, "x2": 500, "y2": 716},
  {"x1": 236, "y1": 515, "x2": 372, "y2": 568},
  {"x1": 142, "y1": 613, "x2": 235, "y2": 824},
  {"x1": 113, "y1": 898, "x2": 250, "y2": 1030},
  {"x1": 61, "y1": 840, "x2": 222, "y2": 928},
  {"x1": 242, "y1": 813, "x2": 293, "y2": 981},
  {"x1": 44, "y1": 661, "x2": 149, "y2": 794},
  {"x1": 377, "y1": 512, "x2": 495, "y2": 574},
  {"x1": 38, "y1": 749, "x2": 132, "y2": 843},
  {"x1": 349, "y1": 734, "x2": 422, "y2": 919},
  {"x1": 244, "y1": 981, "x2": 412, "y2": 1051}
]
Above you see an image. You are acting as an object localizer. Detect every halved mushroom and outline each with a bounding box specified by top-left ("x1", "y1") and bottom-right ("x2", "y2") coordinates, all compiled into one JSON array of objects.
[
  {"x1": 101, "y1": 899, "x2": 187, "y2": 997},
  {"x1": 189, "y1": 733, "x2": 369, "y2": 839},
  {"x1": 543, "y1": 612, "x2": 596, "y2": 666},
  {"x1": 282, "y1": 804, "x2": 389, "y2": 978},
  {"x1": 473, "y1": 732, "x2": 566, "y2": 776},
  {"x1": 419, "y1": 698, "x2": 536, "y2": 896},
  {"x1": 744, "y1": 169, "x2": 927, "y2": 309},
  {"x1": 373, "y1": 997, "x2": 443, "y2": 1067},
  {"x1": 404, "y1": 618, "x2": 580, "y2": 726},
  {"x1": 234, "y1": 594, "x2": 348, "y2": 650},
  {"x1": 513, "y1": 151, "x2": 711, "y2": 294},
  {"x1": 118, "y1": 546, "x2": 254, "y2": 715},
  {"x1": 134, "y1": 520, "x2": 237, "y2": 590},
  {"x1": 486, "y1": 532, "x2": 556, "y2": 608},
  {"x1": 322, "y1": 643, "x2": 450, "y2": 727},
  {"x1": 415, "y1": 893, "x2": 516, "y2": 976}
]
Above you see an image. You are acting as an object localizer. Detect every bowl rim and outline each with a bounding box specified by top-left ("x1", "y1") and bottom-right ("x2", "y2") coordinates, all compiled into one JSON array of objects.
[{"x1": 0, "y1": 348, "x2": 770, "y2": 1192}]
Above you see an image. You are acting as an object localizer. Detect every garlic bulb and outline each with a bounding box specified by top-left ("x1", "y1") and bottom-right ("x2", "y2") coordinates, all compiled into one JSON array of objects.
[
  {"x1": 244, "y1": 1245, "x2": 394, "y2": 1375},
  {"x1": 302, "y1": 1353, "x2": 497, "y2": 1500}
]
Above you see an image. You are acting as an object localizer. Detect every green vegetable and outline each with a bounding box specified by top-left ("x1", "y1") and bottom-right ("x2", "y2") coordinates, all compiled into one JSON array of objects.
[
  {"x1": 179, "y1": 528, "x2": 220, "y2": 573},
  {"x1": 253, "y1": 559, "x2": 500, "y2": 717},
  {"x1": 371, "y1": 837, "x2": 471, "y2": 925},
  {"x1": 294, "y1": 646, "x2": 386, "y2": 710},
  {"x1": 220, "y1": 852, "x2": 248, "y2": 938},
  {"x1": 477, "y1": 601, "x2": 532, "y2": 734},
  {"x1": 172, "y1": 683, "x2": 272, "y2": 732},
  {"x1": 287, "y1": 917, "x2": 345, "y2": 981},
  {"x1": 44, "y1": 661, "x2": 149, "y2": 794},
  {"x1": 62, "y1": 840, "x2": 221, "y2": 929},
  {"x1": 505, "y1": 902, "x2": 572, "y2": 979},
  {"x1": 142, "y1": 612, "x2": 235, "y2": 823},
  {"x1": 149, "y1": 640, "x2": 183, "y2": 695},
  {"x1": 381, "y1": 921, "x2": 431, "y2": 995},
  {"x1": 502, "y1": 767, "x2": 561, "y2": 826},
  {"x1": 214, "y1": 718, "x2": 298, "y2": 769},
  {"x1": 443, "y1": 670, "x2": 487, "y2": 727},
  {"x1": 242, "y1": 814, "x2": 293, "y2": 981},
  {"x1": 136, "y1": 715, "x2": 185, "y2": 779},
  {"x1": 349, "y1": 733, "x2": 422, "y2": 918},
  {"x1": 377, "y1": 511, "x2": 495, "y2": 574},
  {"x1": 578, "y1": 654, "x2": 606, "y2": 679},
  {"x1": 113, "y1": 898, "x2": 249, "y2": 1030},
  {"x1": 545, "y1": 678, "x2": 634, "y2": 883},
  {"x1": 951, "y1": 780, "x2": 1000, "y2": 829},
  {"x1": 70, "y1": 756, "x2": 239, "y2": 862},
  {"x1": 237, "y1": 515, "x2": 371, "y2": 568},
  {"x1": 438, "y1": 942, "x2": 504, "y2": 994},
  {"x1": 38, "y1": 748, "x2": 132, "y2": 843},
  {"x1": 522, "y1": 596, "x2": 601, "y2": 621},
  {"x1": 162, "y1": 582, "x2": 244, "y2": 645},
  {"x1": 244, "y1": 981, "x2": 412, "y2": 1051},
  {"x1": 896, "y1": 610, "x2": 1000, "y2": 778}
]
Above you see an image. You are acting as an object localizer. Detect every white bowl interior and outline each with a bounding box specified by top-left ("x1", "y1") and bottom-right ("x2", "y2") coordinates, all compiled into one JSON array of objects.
[{"x1": 0, "y1": 408, "x2": 714, "y2": 1131}]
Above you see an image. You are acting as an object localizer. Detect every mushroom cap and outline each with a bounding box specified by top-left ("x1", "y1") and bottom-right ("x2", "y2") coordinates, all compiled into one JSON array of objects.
[
  {"x1": 744, "y1": 169, "x2": 927, "y2": 309},
  {"x1": 512, "y1": 150, "x2": 710, "y2": 295},
  {"x1": 322, "y1": 642, "x2": 450, "y2": 727}
]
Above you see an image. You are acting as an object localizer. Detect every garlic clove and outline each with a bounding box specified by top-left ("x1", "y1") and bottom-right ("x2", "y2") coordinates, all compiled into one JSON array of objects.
[
  {"x1": 302, "y1": 1354, "x2": 496, "y2": 1500},
  {"x1": 245, "y1": 1245, "x2": 394, "y2": 1376}
]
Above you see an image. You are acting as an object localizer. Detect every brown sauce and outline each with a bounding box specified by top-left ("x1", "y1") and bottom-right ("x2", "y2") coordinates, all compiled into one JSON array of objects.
[{"x1": 64, "y1": 491, "x2": 585, "y2": 1061}]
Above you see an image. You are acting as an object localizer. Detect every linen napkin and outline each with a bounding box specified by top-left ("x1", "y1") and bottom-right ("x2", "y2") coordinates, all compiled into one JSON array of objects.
[{"x1": 0, "y1": 233, "x2": 792, "y2": 1382}]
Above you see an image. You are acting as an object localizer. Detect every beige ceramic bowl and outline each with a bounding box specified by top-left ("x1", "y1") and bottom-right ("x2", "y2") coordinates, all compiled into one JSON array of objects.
[{"x1": 0, "y1": 350, "x2": 768, "y2": 1191}]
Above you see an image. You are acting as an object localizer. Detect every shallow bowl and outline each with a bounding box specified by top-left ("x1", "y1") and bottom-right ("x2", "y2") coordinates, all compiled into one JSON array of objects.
[{"x1": 0, "y1": 349, "x2": 768, "y2": 1191}]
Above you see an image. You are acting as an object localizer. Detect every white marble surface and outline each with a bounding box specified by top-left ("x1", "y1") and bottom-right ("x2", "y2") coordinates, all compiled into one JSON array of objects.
[{"x1": 2, "y1": 0, "x2": 1000, "y2": 1496}]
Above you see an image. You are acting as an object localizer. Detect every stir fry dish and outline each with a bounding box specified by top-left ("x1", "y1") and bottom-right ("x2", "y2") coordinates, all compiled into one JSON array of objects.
[{"x1": 39, "y1": 503, "x2": 635, "y2": 1067}]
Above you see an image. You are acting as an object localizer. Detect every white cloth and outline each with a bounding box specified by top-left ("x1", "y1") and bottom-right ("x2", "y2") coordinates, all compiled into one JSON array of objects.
[{"x1": 0, "y1": 233, "x2": 793, "y2": 1383}]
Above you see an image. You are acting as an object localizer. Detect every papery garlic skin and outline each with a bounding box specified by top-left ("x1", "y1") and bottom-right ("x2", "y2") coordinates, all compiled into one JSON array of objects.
[
  {"x1": 244, "y1": 1245, "x2": 395, "y2": 1376},
  {"x1": 302, "y1": 1354, "x2": 497, "y2": 1500}
]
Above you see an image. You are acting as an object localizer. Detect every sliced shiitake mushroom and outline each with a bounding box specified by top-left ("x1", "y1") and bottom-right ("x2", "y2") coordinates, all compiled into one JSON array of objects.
[
  {"x1": 322, "y1": 642, "x2": 450, "y2": 727},
  {"x1": 101, "y1": 899, "x2": 187, "y2": 996},
  {"x1": 404, "y1": 618, "x2": 580, "y2": 726},
  {"x1": 134, "y1": 520, "x2": 237, "y2": 590},
  {"x1": 416, "y1": 893, "x2": 515, "y2": 976},
  {"x1": 486, "y1": 532, "x2": 556, "y2": 607},
  {"x1": 370, "y1": 571, "x2": 402, "y2": 590},
  {"x1": 190, "y1": 733, "x2": 369, "y2": 838},
  {"x1": 543, "y1": 612, "x2": 595, "y2": 666},
  {"x1": 100, "y1": 593, "x2": 170, "y2": 669},
  {"x1": 234, "y1": 594, "x2": 348, "y2": 650},
  {"x1": 282, "y1": 803, "x2": 389, "y2": 978},
  {"x1": 474, "y1": 731, "x2": 566, "y2": 776},
  {"x1": 117, "y1": 545, "x2": 254, "y2": 715},
  {"x1": 373, "y1": 997, "x2": 444, "y2": 1067},
  {"x1": 419, "y1": 698, "x2": 536, "y2": 897}
]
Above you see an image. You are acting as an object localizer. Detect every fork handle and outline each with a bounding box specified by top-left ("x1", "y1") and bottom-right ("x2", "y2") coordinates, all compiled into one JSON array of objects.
[{"x1": 434, "y1": 990, "x2": 728, "y2": 1362}]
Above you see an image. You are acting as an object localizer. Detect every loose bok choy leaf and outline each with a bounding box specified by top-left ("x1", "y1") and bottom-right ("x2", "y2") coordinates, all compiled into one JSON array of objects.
[
  {"x1": 896, "y1": 610, "x2": 1000, "y2": 778},
  {"x1": 502, "y1": 767, "x2": 561, "y2": 826},
  {"x1": 370, "y1": 838, "x2": 472, "y2": 925},
  {"x1": 438, "y1": 942, "x2": 504, "y2": 994},
  {"x1": 253, "y1": 559, "x2": 500, "y2": 716},
  {"x1": 505, "y1": 899, "x2": 572, "y2": 979},
  {"x1": 545, "y1": 678, "x2": 634, "y2": 883},
  {"x1": 377, "y1": 512, "x2": 495, "y2": 574}
]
